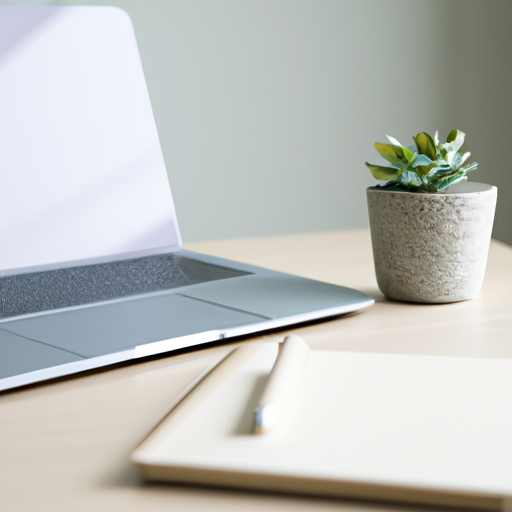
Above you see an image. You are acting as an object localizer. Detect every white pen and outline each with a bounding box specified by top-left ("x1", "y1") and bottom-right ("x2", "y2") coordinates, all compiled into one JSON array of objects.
[{"x1": 254, "y1": 334, "x2": 310, "y2": 435}]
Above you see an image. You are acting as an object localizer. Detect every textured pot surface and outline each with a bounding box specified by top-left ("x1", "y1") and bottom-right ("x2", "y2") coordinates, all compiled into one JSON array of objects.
[{"x1": 367, "y1": 182, "x2": 497, "y2": 303}]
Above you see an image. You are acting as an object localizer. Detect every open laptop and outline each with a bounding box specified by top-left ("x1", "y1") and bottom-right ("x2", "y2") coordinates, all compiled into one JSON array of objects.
[{"x1": 0, "y1": 6, "x2": 374, "y2": 392}]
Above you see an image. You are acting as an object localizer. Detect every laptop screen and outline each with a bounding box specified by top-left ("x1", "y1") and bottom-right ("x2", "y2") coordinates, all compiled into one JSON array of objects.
[{"x1": 0, "y1": 6, "x2": 181, "y2": 276}]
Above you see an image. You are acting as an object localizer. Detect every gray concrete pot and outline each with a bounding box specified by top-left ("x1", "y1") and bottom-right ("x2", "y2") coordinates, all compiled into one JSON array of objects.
[{"x1": 367, "y1": 181, "x2": 497, "y2": 303}]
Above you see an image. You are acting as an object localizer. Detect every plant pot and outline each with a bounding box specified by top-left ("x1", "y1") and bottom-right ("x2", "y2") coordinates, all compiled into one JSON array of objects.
[{"x1": 366, "y1": 181, "x2": 497, "y2": 303}]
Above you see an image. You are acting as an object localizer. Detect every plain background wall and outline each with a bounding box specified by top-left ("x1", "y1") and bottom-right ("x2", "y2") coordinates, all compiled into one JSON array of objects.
[
  {"x1": 454, "y1": 1, "x2": 512, "y2": 247},
  {"x1": 3, "y1": 1, "x2": 511, "y2": 245}
]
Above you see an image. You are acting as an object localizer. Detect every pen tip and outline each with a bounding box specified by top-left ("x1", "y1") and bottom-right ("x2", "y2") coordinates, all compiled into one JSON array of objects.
[
  {"x1": 254, "y1": 424, "x2": 264, "y2": 435},
  {"x1": 254, "y1": 407, "x2": 265, "y2": 435},
  {"x1": 253, "y1": 405, "x2": 278, "y2": 435}
]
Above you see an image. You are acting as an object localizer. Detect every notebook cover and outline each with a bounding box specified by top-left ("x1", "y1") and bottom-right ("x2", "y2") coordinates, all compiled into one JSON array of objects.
[{"x1": 132, "y1": 343, "x2": 512, "y2": 509}]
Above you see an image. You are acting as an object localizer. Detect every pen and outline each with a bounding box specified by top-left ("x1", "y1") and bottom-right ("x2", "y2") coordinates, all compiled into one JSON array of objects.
[{"x1": 254, "y1": 334, "x2": 310, "y2": 435}]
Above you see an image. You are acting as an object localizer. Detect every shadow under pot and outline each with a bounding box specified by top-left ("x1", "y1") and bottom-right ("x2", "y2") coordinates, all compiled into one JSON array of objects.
[{"x1": 366, "y1": 181, "x2": 497, "y2": 303}]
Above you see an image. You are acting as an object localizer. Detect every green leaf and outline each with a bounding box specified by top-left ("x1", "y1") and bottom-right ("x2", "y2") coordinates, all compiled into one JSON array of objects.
[
  {"x1": 374, "y1": 143, "x2": 405, "y2": 168},
  {"x1": 442, "y1": 130, "x2": 466, "y2": 155},
  {"x1": 383, "y1": 136, "x2": 415, "y2": 164},
  {"x1": 413, "y1": 132, "x2": 437, "y2": 160},
  {"x1": 398, "y1": 170, "x2": 423, "y2": 188},
  {"x1": 411, "y1": 154, "x2": 435, "y2": 177},
  {"x1": 432, "y1": 174, "x2": 468, "y2": 192},
  {"x1": 459, "y1": 151, "x2": 471, "y2": 166},
  {"x1": 450, "y1": 151, "x2": 472, "y2": 171},
  {"x1": 427, "y1": 163, "x2": 453, "y2": 178},
  {"x1": 461, "y1": 162, "x2": 478, "y2": 173},
  {"x1": 446, "y1": 129, "x2": 458, "y2": 143},
  {"x1": 402, "y1": 146, "x2": 415, "y2": 164},
  {"x1": 365, "y1": 162, "x2": 400, "y2": 181},
  {"x1": 412, "y1": 154, "x2": 435, "y2": 168}
]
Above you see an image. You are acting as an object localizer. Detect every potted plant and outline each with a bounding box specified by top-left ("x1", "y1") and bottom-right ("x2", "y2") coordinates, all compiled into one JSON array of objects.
[{"x1": 365, "y1": 130, "x2": 497, "y2": 303}]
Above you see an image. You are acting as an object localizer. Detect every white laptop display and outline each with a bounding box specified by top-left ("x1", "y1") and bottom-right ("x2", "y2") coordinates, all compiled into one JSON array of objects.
[{"x1": 0, "y1": 6, "x2": 373, "y2": 392}]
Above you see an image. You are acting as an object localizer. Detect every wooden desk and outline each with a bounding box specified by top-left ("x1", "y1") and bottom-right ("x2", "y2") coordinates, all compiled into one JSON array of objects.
[{"x1": 1, "y1": 230, "x2": 511, "y2": 511}]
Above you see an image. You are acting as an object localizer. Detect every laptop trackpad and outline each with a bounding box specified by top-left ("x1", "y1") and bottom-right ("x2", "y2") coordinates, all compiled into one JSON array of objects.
[
  {"x1": 0, "y1": 329, "x2": 83, "y2": 379},
  {"x1": 1, "y1": 293, "x2": 263, "y2": 358}
]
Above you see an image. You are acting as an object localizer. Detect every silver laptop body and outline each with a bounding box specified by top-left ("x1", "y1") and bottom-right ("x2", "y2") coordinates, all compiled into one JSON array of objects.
[{"x1": 0, "y1": 6, "x2": 373, "y2": 392}]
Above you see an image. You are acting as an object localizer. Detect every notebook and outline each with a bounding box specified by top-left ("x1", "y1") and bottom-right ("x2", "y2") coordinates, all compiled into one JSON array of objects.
[
  {"x1": 0, "y1": 7, "x2": 373, "y2": 391},
  {"x1": 132, "y1": 342, "x2": 512, "y2": 510}
]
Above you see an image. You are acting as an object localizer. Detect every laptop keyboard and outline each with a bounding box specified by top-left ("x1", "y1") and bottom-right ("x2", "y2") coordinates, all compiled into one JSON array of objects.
[{"x1": 0, "y1": 254, "x2": 250, "y2": 319}]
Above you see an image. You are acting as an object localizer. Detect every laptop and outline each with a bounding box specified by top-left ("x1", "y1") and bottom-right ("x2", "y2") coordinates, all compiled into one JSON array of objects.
[{"x1": 0, "y1": 6, "x2": 374, "y2": 392}]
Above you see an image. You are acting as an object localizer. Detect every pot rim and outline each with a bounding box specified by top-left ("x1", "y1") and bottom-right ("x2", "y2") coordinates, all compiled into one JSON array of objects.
[{"x1": 367, "y1": 181, "x2": 496, "y2": 196}]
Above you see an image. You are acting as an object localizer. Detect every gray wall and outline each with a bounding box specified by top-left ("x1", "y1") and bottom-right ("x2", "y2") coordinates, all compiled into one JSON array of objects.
[
  {"x1": 454, "y1": 1, "x2": 512, "y2": 246},
  {"x1": 4, "y1": 1, "x2": 512, "y2": 244}
]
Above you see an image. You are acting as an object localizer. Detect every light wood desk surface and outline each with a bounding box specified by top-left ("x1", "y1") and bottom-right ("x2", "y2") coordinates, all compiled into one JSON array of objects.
[{"x1": 1, "y1": 230, "x2": 511, "y2": 511}]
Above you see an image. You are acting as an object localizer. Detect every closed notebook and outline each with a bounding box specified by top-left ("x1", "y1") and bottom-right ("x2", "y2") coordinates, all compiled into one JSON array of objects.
[{"x1": 132, "y1": 342, "x2": 512, "y2": 510}]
